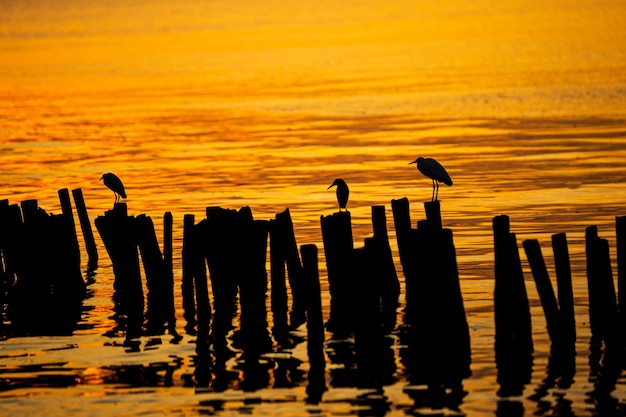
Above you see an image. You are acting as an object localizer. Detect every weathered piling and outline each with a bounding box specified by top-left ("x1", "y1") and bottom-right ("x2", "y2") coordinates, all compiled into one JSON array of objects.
[
  {"x1": 181, "y1": 214, "x2": 198, "y2": 333},
  {"x1": 352, "y1": 243, "x2": 386, "y2": 388},
  {"x1": 523, "y1": 239, "x2": 561, "y2": 344},
  {"x1": 269, "y1": 218, "x2": 289, "y2": 342},
  {"x1": 615, "y1": 216, "x2": 626, "y2": 337},
  {"x1": 236, "y1": 207, "x2": 272, "y2": 359},
  {"x1": 135, "y1": 214, "x2": 176, "y2": 336},
  {"x1": 72, "y1": 188, "x2": 98, "y2": 269},
  {"x1": 391, "y1": 197, "x2": 413, "y2": 309},
  {"x1": 58, "y1": 188, "x2": 81, "y2": 269},
  {"x1": 551, "y1": 233, "x2": 576, "y2": 347},
  {"x1": 404, "y1": 200, "x2": 471, "y2": 386},
  {"x1": 585, "y1": 226, "x2": 619, "y2": 345},
  {"x1": 95, "y1": 203, "x2": 143, "y2": 341},
  {"x1": 192, "y1": 218, "x2": 212, "y2": 357},
  {"x1": 320, "y1": 210, "x2": 354, "y2": 336},
  {"x1": 300, "y1": 244, "x2": 327, "y2": 403},
  {"x1": 370, "y1": 205, "x2": 400, "y2": 333},
  {"x1": 205, "y1": 206, "x2": 240, "y2": 359},
  {"x1": 492, "y1": 215, "x2": 533, "y2": 397},
  {"x1": 275, "y1": 208, "x2": 306, "y2": 328},
  {"x1": 5, "y1": 198, "x2": 85, "y2": 335}
]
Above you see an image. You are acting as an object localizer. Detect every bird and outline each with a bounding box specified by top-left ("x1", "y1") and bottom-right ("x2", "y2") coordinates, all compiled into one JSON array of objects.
[
  {"x1": 409, "y1": 157, "x2": 453, "y2": 201},
  {"x1": 100, "y1": 172, "x2": 127, "y2": 204},
  {"x1": 328, "y1": 178, "x2": 349, "y2": 211}
]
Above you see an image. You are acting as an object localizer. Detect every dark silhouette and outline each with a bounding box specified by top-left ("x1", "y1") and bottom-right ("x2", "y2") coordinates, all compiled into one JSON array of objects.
[
  {"x1": 100, "y1": 172, "x2": 127, "y2": 204},
  {"x1": 409, "y1": 157, "x2": 452, "y2": 201},
  {"x1": 328, "y1": 178, "x2": 349, "y2": 211}
]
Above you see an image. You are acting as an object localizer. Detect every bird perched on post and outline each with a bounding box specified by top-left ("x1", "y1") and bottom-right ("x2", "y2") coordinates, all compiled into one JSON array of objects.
[
  {"x1": 409, "y1": 157, "x2": 452, "y2": 201},
  {"x1": 328, "y1": 178, "x2": 349, "y2": 211},
  {"x1": 100, "y1": 172, "x2": 127, "y2": 204}
]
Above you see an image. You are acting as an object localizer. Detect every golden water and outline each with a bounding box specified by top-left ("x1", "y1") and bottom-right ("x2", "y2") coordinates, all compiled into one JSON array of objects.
[{"x1": 1, "y1": 0, "x2": 626, "y2": 415}]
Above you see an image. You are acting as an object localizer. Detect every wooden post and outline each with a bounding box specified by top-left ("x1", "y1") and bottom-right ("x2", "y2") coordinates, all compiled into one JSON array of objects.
[
  {"x1": 275, "y1": 208, "x2": 306, "y2": 328},
  {"x1": 492, "y1": 215, "x2": 533, "y2": 397},
  {"x1": 94, "y1": 203, "x2": 143, "y2": 343},
  {"x1": 237, "y1": 208, "x2": 272, "y2": 360},
  {"x1": 163, "y1": 212, "x2": 176, "y2": 336},
  {"x1": 181, "y1": 214, "x2": 198, "y2": 333},
  {"x1": 523, "y1": 239, "x2": 561, "y2": 344},
  {"x1": 135, "y1": 214, "x2": 174, "y2": 336},
  {"x1": 72, "y1": 188, "x2": 98, "y2": 270},
  {"x1": 320, "y1": 211, "x2": 354, "y2": 336},
  {"x1": 585, "y1": 225, "x2": 619, "y2": 345},
  {"x1": 371, "y1": 206, "x2": 400, "y2": 333},
  {"x1": 58, "y1": 188, "x2": 81, "y2": 269},
  {"x1": 269, "y1": 218, "x2": 289, "y2": 343},
  {"x1": 391, "y1": 197, "x2": 413, "y2": 309},
  {"x1": 551, "y1": 233, "x2": 576, "y2": 347},
  {"x1": 192, "y1": 219, "x2": 212, "y2": 357},
  {"x1": 205, "y1": 206, "x2": 239, "y2": 360},
  {"x1": 405, "y1": 203, "x2": 470, "y2": 387},
  {"x1": 615, "y1": 216, "x2": 626, "y2": 338},
  {"x1": 301, "y1": 244, "x2": 326, "y2": 403}
]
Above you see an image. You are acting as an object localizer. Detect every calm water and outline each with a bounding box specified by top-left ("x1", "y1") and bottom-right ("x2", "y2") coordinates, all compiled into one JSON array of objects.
[{"x1": 1, "y1": 0, "x2": 626, "y2": 415}]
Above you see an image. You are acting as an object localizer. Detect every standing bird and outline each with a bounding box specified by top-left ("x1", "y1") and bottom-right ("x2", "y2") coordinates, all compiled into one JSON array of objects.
[
  {"x1": 409, "y1": 157, "x2": 453, "y2": 201},
  {"x1": 100, "y1": 172, "x2": 127, "y2": 204},
  {"x1": 328, "y1": 178, "x2": 349, "y2": 211}
]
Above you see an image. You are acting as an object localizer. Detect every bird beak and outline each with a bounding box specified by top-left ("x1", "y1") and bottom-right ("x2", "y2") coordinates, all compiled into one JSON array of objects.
[
  {"x1": 327, "y1": 184, "x2": 333, "y2": 190},
  {"x1": 408, "y1": 161, "x2": 416, "y2": 165}
]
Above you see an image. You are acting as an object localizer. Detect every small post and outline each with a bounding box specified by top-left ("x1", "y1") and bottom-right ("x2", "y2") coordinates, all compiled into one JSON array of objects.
[
  {"x1": 523, "y1": 239, "x2": 561, "y2": 344},
  {"x1": 551, "y1": 233, "x2": 576, "y2": 347},
  {"x1": 163, "y1": 212, "x2": 176, "y2": 335},
  {"x1": 615, "y1": 216, "x2": 626, "y2": 338},
  {"x1": 585, "y1": 226, "x2": 619, "y2": 345},
  {"x1": 492, "y1": 215, "x2": 533, "y2": 397},
  {"x1": 72, "y1": 188, "x2": 98, "y2": 270},
  {"x1": 269, "y1": 218, "x2": 289, "y2": 343},
  {"x1": 320, "y1": 211, "x2": 354, "y2": 336},
  {"x1": 301, "y1": 244, "x2": 327, "y2": 403},
  {"x1": 276, "y1": 208, "x2": 306, "y2": 328},
  {"x1": 181, "y1": 214, "x2": 198, "y2": 333},
  {"x1": 58, "y1": 188, "x2": 81, "y2": 269},
  {"x1": 371, "y1": 205, "x2": 400, "y2": 333}
]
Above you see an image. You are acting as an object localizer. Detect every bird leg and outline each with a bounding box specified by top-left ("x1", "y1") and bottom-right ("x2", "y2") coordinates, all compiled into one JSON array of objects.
[
  {"x1": 435, "y1": 181, "x2": 439, "y2": 201},
  {"x1": 431, "y1": 180, "x2": 436, "y2": 201}
]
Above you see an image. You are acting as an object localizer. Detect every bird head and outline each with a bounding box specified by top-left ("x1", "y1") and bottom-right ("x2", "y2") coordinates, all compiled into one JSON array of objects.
[{"x1": 328, "y1": 178, "x2": 345, "y2": 189}]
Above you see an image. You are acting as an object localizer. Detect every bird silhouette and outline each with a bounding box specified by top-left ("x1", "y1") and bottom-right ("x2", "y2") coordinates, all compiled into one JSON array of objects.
[
  {"x1": 100, "y1": 172, "x2": 127, "y2": 204},
  {"x1": 409, "y1": 157, "x2": 452, "y2": 201},
  {"x1": 328, "y1": 178, "x2": 349, "y2": 211}
]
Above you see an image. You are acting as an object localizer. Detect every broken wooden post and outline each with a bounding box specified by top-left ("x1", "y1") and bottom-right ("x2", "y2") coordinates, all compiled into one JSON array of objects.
[
  {"x1": 300, "y1": 244, "x2": 326, "y2": 403},
  {"x1": 585, "y1": 225, "x2": 619, "y2": 346},
  {"x1": 192, "y1": 218, "x2": 212, "y2": 358},
  {"x1": 615, "y1": 216, "x2": 626, "y2": 339},
  {"x1": 551, "y1": 233, "x2": 576, "y2": 348},
  {"x1": 181, "y1": 214, "x2": 198, "y2": 333},
  {"x1": 58, "y1": 188, "x2": 81, "y2": 270},
  {"x1": 135, "y1": 214, "x2": 176, "y2": 336},
  {"x1": 94, "y1": 203, "x2": 143, "y2": 342},
  {"x1": 72, "y1": 188, "x2": 98, "y2": 270},
  {"x1": 391, "y1": 197, "x2": 413, "y2": 312},
  {"x1": 371, "y1": 205, "x2": 400, "y2": 333},
  {"x1": 237, "y1": 207, "x2": 272, "y2": 360},
  {"x1": 493, "y1": 214, "x2": 533, "y2": 397},
  {"x1": 320, "y1": 210, "x2": 354, "y2": 336},
  {"x1": 405, "y1": 200, "x2": 470, "y2": 387},
  {"x1": 275, "y1": 208, "x2": 306, "y2": 329},
  {"x1": 269, "y1": 218, "x2": 289, "y2": 343},
  {"x1": 523, "y1": 239, "x2": 561, "y2": 344}
]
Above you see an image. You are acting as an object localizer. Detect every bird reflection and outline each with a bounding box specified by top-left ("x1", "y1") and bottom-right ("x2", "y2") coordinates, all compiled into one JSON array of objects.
[
  {"x1": 328, "y1": 178, "x2": 349, "y2": 211},
  {"x1": 409, "y1": 157, "x2": 452, "y2": 201},
  {"x1": 100, "y1": 172, "x2": 127, "y2": 204}
]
